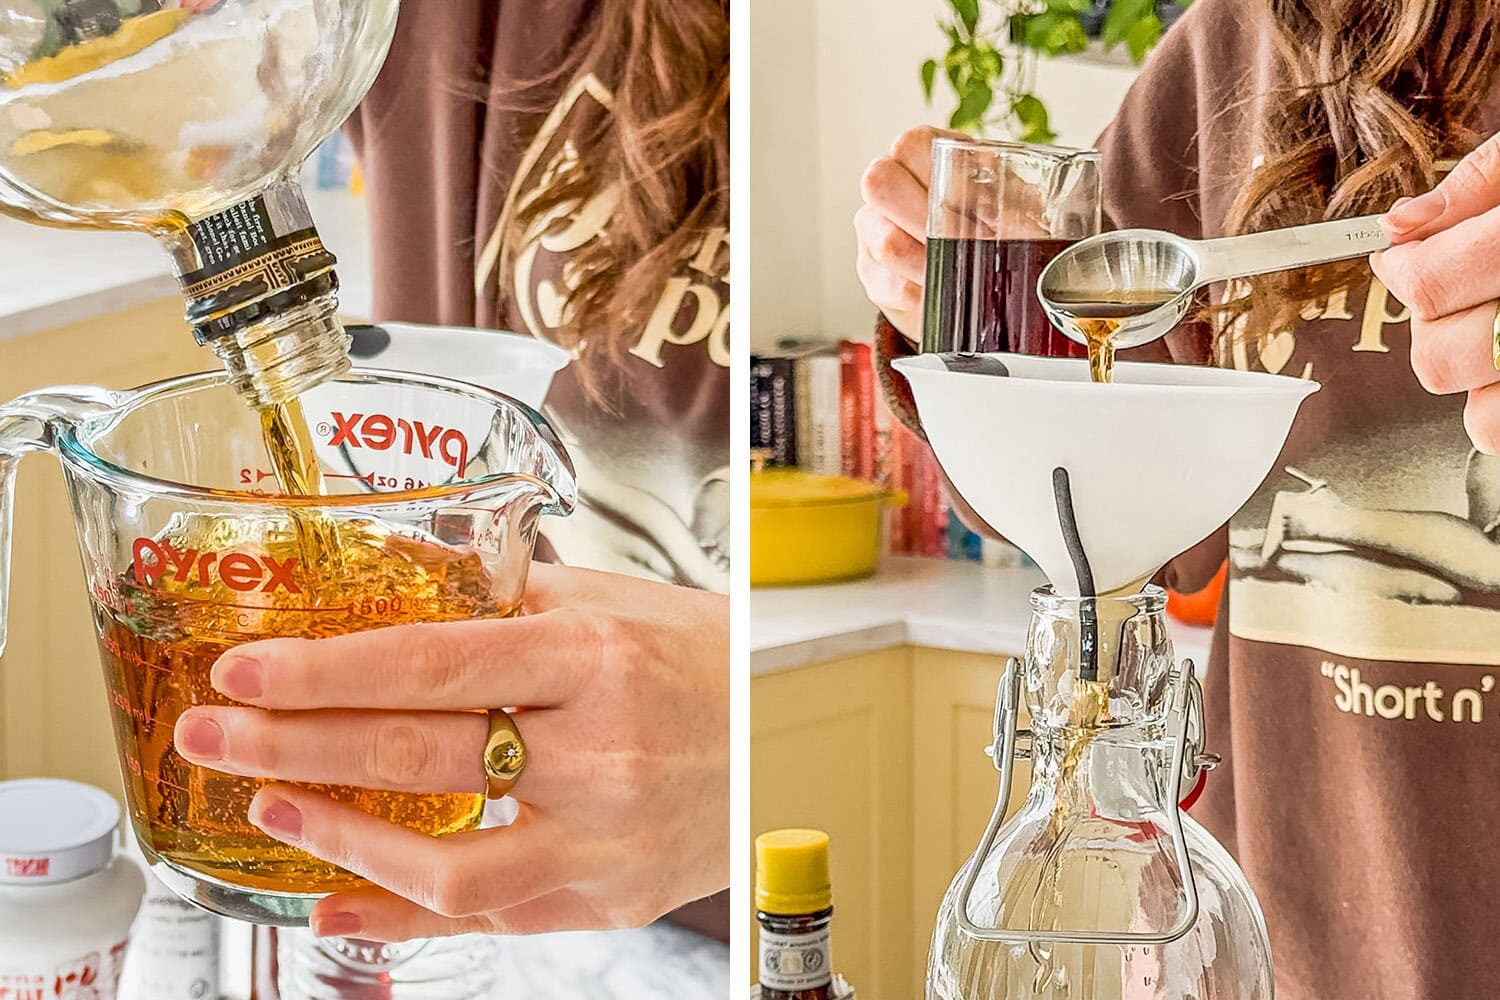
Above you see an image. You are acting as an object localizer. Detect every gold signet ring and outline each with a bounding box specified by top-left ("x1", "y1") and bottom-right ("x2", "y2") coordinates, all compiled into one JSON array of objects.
[
  {"x1": 1492, "y1": 300, "x2": 1500, "y2": 373},
  {"x1": 483, "y1": 709, "x2": 527, "y2": 799}
]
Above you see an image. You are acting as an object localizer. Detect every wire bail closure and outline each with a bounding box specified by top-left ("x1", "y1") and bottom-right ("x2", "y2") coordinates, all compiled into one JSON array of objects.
[{"x1": 956, "y1": 657, "x2": 1210, "y2": 946}]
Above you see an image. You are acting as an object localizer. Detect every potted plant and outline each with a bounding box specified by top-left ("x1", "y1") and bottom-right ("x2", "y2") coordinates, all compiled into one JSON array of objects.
[{"x1": 923, "y1": 0, "x2": 1190, "y2": 140}]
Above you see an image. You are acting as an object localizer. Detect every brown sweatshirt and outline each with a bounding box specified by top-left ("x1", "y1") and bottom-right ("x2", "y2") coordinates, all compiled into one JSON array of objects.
[
  {"x1": 344, "y1": 1, "x2": 729, "y2": 941},
  {"x1": 344, "y1": 0, "x2": 730, "y2": 594},
  {"x1": 884, "y1": 1, "x2": 1500, "y2": 996}
]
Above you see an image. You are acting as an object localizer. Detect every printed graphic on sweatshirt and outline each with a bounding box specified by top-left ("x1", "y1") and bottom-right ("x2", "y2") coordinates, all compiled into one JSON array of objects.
[
  {"x1": 1224, "y1": 275, "x2": 1500, "y2": 666},
  {"x1": 475, "y1": 73, "x2": 730, "y2": 591}
]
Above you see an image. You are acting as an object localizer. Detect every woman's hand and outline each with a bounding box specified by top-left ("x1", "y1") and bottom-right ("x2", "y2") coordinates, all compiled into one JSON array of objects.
[
  {"x1": 1372, "y1": 133, "x2": 1500, "y2": 454},
  {"x1": 856, "y1": 126, "x2": 963, "y2": 341},
  {"x1": 172, "y1": 562, "x2": 729, "y2": 941}
]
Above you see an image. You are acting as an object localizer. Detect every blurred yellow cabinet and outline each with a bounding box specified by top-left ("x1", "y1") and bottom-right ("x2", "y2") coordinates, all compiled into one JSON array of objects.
[
  {"x1": 751, "y1": 645, "x2": 1033, "y2": 998},
  {"x1": 0, "y1": 298, "x2": 206, "y2": 797}
]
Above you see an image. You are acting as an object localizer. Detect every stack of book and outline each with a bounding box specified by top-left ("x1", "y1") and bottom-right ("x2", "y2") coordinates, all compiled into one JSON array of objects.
[{"x1": 752, "y1": 339, "x2": 1022, "y2": 565}]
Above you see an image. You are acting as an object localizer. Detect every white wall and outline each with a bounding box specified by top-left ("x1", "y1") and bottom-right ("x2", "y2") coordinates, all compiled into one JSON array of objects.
[{"x1": 749, "y1": 0, "x2": 1144, "y2": 351}]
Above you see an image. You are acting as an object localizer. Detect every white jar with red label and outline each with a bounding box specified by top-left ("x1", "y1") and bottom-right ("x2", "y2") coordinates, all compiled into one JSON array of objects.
[{"x1": 0, "y1": 779, "x2": 147, "y2": 1000}]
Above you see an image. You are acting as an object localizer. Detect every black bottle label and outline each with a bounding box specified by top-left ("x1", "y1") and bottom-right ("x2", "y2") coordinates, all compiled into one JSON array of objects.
[{"x1": 175, "y1": 192, "x2": 337, "y2": 343}]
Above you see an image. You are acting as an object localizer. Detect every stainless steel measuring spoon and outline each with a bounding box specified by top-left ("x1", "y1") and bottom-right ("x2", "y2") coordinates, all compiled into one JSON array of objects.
[{"x1": 1036, "y1": 214, "x2": 1390, "y2": 350}]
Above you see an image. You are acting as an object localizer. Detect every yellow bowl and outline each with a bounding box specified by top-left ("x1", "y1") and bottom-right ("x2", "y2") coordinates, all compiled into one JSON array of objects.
[{"x1": 750, "y1": 470, "x2": 904, "y2": 587}]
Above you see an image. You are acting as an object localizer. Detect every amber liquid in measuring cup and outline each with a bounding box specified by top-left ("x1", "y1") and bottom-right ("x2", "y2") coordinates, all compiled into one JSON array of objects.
[
  {"x1": 95, "y1": 392, "x2": 499, "y2": 893},
  {"x1": 96, "y1": 515, "x2": 502, "y2": 893},
  {"x1": 1049, "y1": 289, "x2": 1178, "y2": 383}
]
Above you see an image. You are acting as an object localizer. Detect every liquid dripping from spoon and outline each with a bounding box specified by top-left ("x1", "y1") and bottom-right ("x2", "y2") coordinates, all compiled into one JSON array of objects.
[{"x1": 1051, "y1": 289, "x2": 1179, "y2": 384}]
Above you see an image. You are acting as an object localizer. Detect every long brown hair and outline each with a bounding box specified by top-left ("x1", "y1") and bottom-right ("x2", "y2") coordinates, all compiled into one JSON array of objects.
[
  {"x1": 497, "y1": 0, "x2": 730, "y2": 389},
  {"x1": 1218, "y1": 0, "x2": 1499, "y2": 341}
]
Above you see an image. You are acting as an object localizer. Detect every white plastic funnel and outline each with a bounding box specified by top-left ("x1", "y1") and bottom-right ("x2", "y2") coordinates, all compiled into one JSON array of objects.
[
  {"x1": 348, "y1": 323, "x2": 571, "y2": 408},
  {"x1": 893, "y1": 353, "x2": 1319, "y2": 596}
]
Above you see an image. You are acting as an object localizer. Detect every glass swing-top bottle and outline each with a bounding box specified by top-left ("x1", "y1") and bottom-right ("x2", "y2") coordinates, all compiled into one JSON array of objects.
[
  {"x1": 0, "y1": 0, "x2": 398, "y2": 407},
  {"x1": 928, "y1": 587, "x2": 1275, "y2": 999}
]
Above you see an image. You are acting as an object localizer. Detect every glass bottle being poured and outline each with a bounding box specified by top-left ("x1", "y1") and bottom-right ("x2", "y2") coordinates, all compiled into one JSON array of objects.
[{"x1": 0, "y1": 0, "x2": 399, "y2": 517}]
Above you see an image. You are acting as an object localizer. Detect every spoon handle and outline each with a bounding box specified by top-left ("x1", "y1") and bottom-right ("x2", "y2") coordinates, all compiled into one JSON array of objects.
[{"x1": 1195, "y1": 214, "x2": 1390, "y2": 286}]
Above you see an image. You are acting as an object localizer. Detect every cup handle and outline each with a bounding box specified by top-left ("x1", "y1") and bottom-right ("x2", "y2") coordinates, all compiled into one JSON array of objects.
[{"x1": 0, "y1": 386, "x2": 124, "y2": 656}]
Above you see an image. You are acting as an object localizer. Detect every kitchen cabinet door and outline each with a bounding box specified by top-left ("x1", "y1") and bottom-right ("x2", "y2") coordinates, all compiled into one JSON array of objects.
[
  {"x1": 911, "y1": 647, "x2": 1029, "y2": 985},
  {"x1": 750, "y1": 648, "x2": 914, "y2": 1000}
]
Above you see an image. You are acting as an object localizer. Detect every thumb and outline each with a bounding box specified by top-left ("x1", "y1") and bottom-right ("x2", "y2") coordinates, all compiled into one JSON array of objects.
[{"x1": 1385, "y1": 132, "x2": 1500, "y2": 243}]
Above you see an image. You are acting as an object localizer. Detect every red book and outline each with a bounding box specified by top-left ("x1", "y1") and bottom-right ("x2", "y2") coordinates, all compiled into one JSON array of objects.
[
  {"x1": 854, "y1": 346, "x2": 875, "y2": 481},
  {"x1": 838, "y1": 342, "x2": 859, "y2": 479},
  {"x1": 898, "y1": 423, "x2": 921, "y2": 556},
  {"x1": 838, "y1": 340, "x2": 875, "y2": 481},
  {"x1": 922, "y1": 446, "x2": 946, "y2": 557},
  {"x1": 885, "y1": 412, "x2": 907, "y2": 555}
]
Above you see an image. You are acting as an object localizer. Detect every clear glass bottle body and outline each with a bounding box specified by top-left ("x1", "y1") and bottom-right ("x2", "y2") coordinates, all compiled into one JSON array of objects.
[
  {"x1": 253, "y1": 927, "x2": 500, "y2": 1000},
  {"x1": 0, "y1": 0, "x2": 399, "y2": 403},
  {"x1": 0, "y1": 0, "x2": 396, "y2": 231},
  {"x1": 927, "y1": 588, "x2": 1274, "y2": 1000}
]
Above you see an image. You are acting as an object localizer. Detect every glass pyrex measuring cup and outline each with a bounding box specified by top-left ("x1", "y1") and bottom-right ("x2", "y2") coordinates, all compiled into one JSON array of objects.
[
  {"x1": 0, "y1": 368, "x2": 576, "y2": 925},
  {"x1": 922, "y1": 139, "x2": 1101, "y2": 360}
]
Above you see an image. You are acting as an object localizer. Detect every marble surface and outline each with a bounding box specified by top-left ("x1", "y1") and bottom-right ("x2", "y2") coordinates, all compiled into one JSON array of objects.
[
  {"x1": 491, "y1": 924, "x2": 728, "y2": 999},
  {"x1": 752, "y1": 557, "x2": 1214, "y2": 675},
  {"x1": 0, "y1": 186, "x2": 372, "y2": 338},
  {"x1": 218, "y1": 921, "x2": 727, "y2": 999}
]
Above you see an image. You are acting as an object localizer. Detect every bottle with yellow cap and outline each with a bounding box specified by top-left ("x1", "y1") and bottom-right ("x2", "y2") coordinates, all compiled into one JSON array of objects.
[{"x1": 755, "y1": 828, "x2": 839, "y2": 1000}]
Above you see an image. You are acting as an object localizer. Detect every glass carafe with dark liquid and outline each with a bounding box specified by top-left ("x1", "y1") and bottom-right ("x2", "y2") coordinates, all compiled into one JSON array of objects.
[
  {"x1": 921, "y1": 139, "x2": 1101, "y2": 360},
  {"x1": 927, "y1": 588, "x2": 1274, "y2": 999}
]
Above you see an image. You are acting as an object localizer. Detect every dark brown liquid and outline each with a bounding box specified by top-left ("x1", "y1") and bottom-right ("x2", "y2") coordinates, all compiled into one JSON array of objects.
[
  {"x1": 922, "y1": 237, "x2": 1086, "y2": 359},
  {"x1": 1049, "y1": 289, "x2": 1178, "y2": 383}
]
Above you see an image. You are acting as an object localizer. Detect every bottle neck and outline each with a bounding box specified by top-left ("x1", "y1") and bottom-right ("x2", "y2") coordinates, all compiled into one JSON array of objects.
[
  {"x1": 205, "y1": 294, "x2": 352, "y2": 408},
  {"x1": 160, "y1": 181, "x2": 349, "y2": 407},
  {"x1": 1024, "y1": 586, "x2": 1176, "y2": 732},
  {"x1": 1028, "y1": 720, "x2": 1175, "y2": 822}
]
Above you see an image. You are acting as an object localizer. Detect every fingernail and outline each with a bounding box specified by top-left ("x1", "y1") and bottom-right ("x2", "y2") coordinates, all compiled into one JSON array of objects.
[
  {"x1": 312, "y1": 912, "x2": 363, "y2": 938},
  {"x1": 1386, "y1": 192, "x2": 1442, "y2": 232},
  {"x1": 214, "y1": 654, "x2": 263, "y2": 701},
  {"x1": 175, "y1": 715, "x2": 225, "y2": 762},
  {"x1": 254, "y1": 796, "x2": 303, "y2": 842}
]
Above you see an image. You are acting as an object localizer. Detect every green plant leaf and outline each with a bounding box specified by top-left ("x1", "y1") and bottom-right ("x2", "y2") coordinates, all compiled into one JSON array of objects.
[
  {"x1": 1012, "y1": 93, "x2": 1055, "y2": 143},
  {"x1": 970, "y1": 42, "x2": 1003, "y2": 79},
  {"x1": 1123, "y1": 12, "x2": 1163, "y2": 61},
  {"x1": 950, "y1": 79, "x2": 994, "y2": 132},
  {"x1": 1101, "y1": 0, "x2": 1153, "y2": 49},
  {"x1": 1045, "y1": 0, "x2": 1093, "y2": 13},
  {"x1": 920, "y1": 58, "x2": 938, "y2": 101},
  {"x1": 1020, "y1": 11, "x2": 1088, "y2": 55},
  {"x1": 944, "y1": 41, "x2": 968, "y2": 90},
  {"x1": 951, "y1": 0, "x2": 980, "y2": 34}
]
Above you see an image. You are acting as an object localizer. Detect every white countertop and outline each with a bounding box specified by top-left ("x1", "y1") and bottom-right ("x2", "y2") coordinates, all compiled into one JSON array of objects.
[
  {"x1": 0, "y1": 186, "x2": 372, "y2": 338},
  {"x1": 751, "y1": 557, "x2": 1214, "y2": 676}
]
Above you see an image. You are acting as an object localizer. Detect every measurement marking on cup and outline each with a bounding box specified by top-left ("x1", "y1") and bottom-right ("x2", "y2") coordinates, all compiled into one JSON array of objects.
[
  {"x1": 132, "y1": 585, "x2": 353, "y2": 615},
  {"x1": 141, "y1": 771, "x2": 194, "y2": 797}
]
